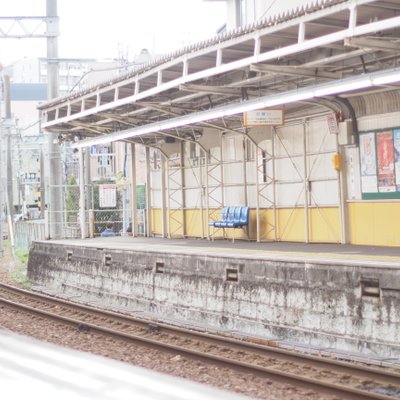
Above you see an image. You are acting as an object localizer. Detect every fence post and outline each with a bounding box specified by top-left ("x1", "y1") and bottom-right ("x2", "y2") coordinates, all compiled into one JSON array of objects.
[{"x1": 89, "y1": 209, "x2": 94, "y2": 238}]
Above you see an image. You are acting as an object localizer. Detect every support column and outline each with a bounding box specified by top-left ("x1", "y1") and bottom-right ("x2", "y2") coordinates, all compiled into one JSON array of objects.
[
  {"x1": 242, "y1": 137, "x2": 248, "y2": 206},
  {"x1": 85, "y1": 148, "x2": 92, "y2": 211},
  {"x1": 254, "y1": 141, "x2": 260, "y2": 242},
  {"x1": 303, "y1": 120, "x2": 310, "y2": 243},
  {"x1": 180, "y1": 142, "x2": 186, "y2": 237},
  {"x1": 130, "y1": 143, "x2": 137, "y2": 237},
  {"x1": 198, "y1": 145, "x2": 205, "y2": 238},
  {"x1": 337, "y1": 139, "x2": 348, "y2": 244},
  {"x1": 79, "y1": 148, "x2": 86, "y2": 239},
  {"x1": 145, "y1": 147, "x2": 152, "y2": 237},
  {"x1": 271, "y1": 133, "x2": 277, "y2": 241},
  {"x1": 160, "y1": 152, "x2": 167, "y2": 238}
]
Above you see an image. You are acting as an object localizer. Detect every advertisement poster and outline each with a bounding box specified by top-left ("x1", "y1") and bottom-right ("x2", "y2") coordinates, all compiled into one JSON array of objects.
[
  {"x1": 377, "y1": 130, "x2": 395, "y2": 192},
  {"x1": 394, "y1": 129, "x2": 400, "y2": 191},
  {"x1": 359, "y1": 132, "x2": 377, "y2": 193}
]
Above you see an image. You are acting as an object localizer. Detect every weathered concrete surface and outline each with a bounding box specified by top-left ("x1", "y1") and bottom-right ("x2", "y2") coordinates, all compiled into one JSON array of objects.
[{"x1": 28, "y1": 240, "x2": 400, "y2": 357}]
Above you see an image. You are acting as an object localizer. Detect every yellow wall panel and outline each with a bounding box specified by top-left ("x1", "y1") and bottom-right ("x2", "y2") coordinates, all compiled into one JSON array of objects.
[
  {"x1": 349, "y1": 202, "x2": 400, "y2": 246},
  {"x1": 309, "y1": 207, "x2": 340, "y2": 243},
  {"x1": 168, "y1": 209, "x2": 184, "y2": 238},
  {"x1": 276, "y1": 208, "x2": 306, "y2": 242},
  {"x1": 151, "y1": 209, "x2": 163, "y2": 235},
  {"x1": 152, "y1": 206, "x2": 342, "y2": 243},
  {"x1": 184, "y1": 209, "x2": 205, "y2": 238}
]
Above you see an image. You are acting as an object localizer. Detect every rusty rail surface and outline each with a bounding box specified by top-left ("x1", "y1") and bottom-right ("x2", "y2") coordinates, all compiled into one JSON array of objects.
[{"x1": 0, "y1": 282, "x2": 399, "y2": 400}]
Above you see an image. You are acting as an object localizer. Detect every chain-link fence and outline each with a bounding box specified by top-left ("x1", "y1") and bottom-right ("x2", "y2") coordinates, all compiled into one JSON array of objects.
[
  {"x1": 14, "y1": 180, "x2": 147, "y2": 251},
  {"x1": 14, "y1": 219, "x2": 46, "y2": 253}
]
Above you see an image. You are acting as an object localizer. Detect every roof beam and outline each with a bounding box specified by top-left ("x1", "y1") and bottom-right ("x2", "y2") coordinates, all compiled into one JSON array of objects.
[
  {"x1": 179, "y1": 84, "x2": 243, "y2": 96},
  {"x1": 344, "y1": 37, "x2": 400, "y2": 52},
  {"x1": 96, "y1": 112, "x2": 141, "y2": 127},
  {"x1": 250, "y1": 64, "x2": 342, "y2": 79}
]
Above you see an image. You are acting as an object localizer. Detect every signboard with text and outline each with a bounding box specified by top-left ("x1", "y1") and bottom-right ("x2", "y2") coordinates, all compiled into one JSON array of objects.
[
  {"x1": 243, "y1": 108, "x2": 284, "y2": 126},
  {"x1": 99, "y1": 184, "x2": 117, "y2": 208}
]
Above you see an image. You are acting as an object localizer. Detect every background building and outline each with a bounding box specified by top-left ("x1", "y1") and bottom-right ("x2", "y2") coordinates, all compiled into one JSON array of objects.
[{"x1": 206, "y1": 0, "x2": 309, "y2": 30}]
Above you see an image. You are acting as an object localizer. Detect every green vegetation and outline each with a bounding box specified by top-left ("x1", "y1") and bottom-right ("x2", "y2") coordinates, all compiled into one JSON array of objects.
[
  {"x1": 66, "y1": 176, "x2": 79, "y2": 224},
  {"x1": 0, "y1": 241, "x2": 31, "y2": 288}
]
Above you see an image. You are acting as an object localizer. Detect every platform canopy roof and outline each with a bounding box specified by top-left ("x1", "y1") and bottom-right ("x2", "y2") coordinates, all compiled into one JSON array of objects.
[{"x1": 38, "y1": 0, "x2": 400, "y2": 150}]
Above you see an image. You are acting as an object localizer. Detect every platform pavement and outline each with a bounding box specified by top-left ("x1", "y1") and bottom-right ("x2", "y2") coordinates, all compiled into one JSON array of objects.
[{"x1": 47, "y1": 236, "x2": 400, "y2": 268}]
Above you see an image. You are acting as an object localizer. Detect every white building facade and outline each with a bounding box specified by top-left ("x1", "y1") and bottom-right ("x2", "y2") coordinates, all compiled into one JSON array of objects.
[{"x1": 206, "y1": 0, "x2": 311, "y2": 30}]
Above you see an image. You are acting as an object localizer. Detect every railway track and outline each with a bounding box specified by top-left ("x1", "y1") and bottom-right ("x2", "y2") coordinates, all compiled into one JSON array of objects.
[{"x1": 0, "y1": 282, "x2": 399, "y2": 400}]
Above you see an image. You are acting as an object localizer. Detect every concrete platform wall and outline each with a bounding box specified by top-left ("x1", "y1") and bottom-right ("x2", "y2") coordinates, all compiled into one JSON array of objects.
[{"x1": 28, "y1": 242, "x2": 400, "y2": 357}]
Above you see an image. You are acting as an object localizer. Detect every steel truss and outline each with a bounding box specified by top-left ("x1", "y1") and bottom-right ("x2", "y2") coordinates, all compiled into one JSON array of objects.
[{"x1": 0, "y1": 16, "x2": 58, "y2": 39}]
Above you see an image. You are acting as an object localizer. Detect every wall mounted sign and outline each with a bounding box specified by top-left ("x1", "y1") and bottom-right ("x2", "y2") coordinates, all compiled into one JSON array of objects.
[
  {"x1": 243, "y1": 108, "x2": 284, "y2": 126},
  {"x1": 99, "y1": 184, "x2": 117, "y2": 208}
]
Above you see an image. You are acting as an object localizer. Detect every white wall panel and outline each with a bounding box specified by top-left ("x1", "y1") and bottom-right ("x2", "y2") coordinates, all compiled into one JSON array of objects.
[
  {"x1": 150, "y1": 169, "x2": 161, "y2": 187},
  {"x1": 308, "y1": 153, "x2": 337, "y2": 180},
  {"x1": 358, "y1": 111, "x2": 400, "y2": 132},
  {"x1": 309, "y1": 180, "x2": 339, "y2": 205},
  {"x1": 224, "y1": 186, "x2": 246, "y2": 205},
  {"x1": 307, "y1": 119, "x2": 337, "y2": 153},
  {"x1": 184, "y1": 166, "x2": 202, "y2": 187},
  {"x1": 223, "y1": 162, "x2": 244, "y2": 184},
  {"x1": 151, "y1": 190, "x2": 162, "y2": 207},
  {"x1": 184, "y1": 188, "x2": 203, "y2": 208},
  {"x1": 276, "y1": 182, "x2": 304, "y2": 207},
  {"x1": 274, "y1": 126, "x2": 302, "y2": 157},
  {"x1": 275, "y1": 156, "x2": 304, "y2": 181}
]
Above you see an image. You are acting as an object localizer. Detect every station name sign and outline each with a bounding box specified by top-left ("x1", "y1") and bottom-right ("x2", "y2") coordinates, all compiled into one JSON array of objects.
[{"x1": 243, "y1": 108, "x2": 284, "y2": 126}]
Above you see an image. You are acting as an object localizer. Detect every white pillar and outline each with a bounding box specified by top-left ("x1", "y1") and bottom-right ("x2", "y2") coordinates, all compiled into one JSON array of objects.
[
  {"x1": 130, "y1": 143, "x2": 137, "y2": 237},
  {"x1": 79, "y1": 147, "x2": 86, "y2": 239}
]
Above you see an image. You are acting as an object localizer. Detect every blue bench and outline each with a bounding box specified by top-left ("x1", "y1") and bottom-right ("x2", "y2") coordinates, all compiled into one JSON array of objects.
[{"x1": 208, "y1": 206, "x2": 250, "y2": 242}]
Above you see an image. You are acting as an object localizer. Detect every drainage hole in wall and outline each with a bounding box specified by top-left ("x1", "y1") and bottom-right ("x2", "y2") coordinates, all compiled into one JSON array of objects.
[
  {"x1": 361, "y1": 278, "x2": 380, "y2": 298},
  {"x1": 155, "y1": 262, "x2": 165, "y2": 273},
  {"x1": 226, "y1": 268, "x2": 239, "y2": 282},
  {"x1": 104, "y1": 255, "x2": 112, "y2": 267}
]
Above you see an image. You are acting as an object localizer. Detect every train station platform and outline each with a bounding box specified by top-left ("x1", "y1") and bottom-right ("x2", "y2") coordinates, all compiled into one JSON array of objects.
[
  {"x1": 27, "y1": 237, "x2": 400, "y2": 360},
  {"x1": 46, "y1": 236, "x2": 400, "y2": 265}
]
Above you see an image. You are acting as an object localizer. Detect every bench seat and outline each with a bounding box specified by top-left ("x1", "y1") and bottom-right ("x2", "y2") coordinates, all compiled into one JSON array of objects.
[{"x1": 208, "y1": 206, "x2": 249, "y2": 241}]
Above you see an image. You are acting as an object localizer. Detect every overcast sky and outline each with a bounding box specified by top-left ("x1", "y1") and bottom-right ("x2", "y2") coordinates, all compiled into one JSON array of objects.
[{"x1": 0, "y1": 0, "x2": 226, "y2": 65}]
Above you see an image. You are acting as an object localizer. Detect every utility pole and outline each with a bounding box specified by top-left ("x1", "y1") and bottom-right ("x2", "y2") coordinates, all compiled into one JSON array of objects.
[
  {"x1": 3, "y1": 75, "x2": 14, "y2": 239},
  {"x1": 0, "y1": 1, "x2": 60, "y2": 242},
  {"x1": 46, "y1": 0, "x2": 62, "y2": 238},
  {"x1": 40, "y1": 146, "x2": 46, "y2": 219}
]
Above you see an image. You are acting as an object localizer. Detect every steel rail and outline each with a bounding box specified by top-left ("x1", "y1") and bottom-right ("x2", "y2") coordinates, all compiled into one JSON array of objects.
[
  {"x1": 0, "y1": 283, "x2": 399, "y2": 400},
  {"x1": 0, "y1": 283, "x2": 398, "y2": 384}
]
